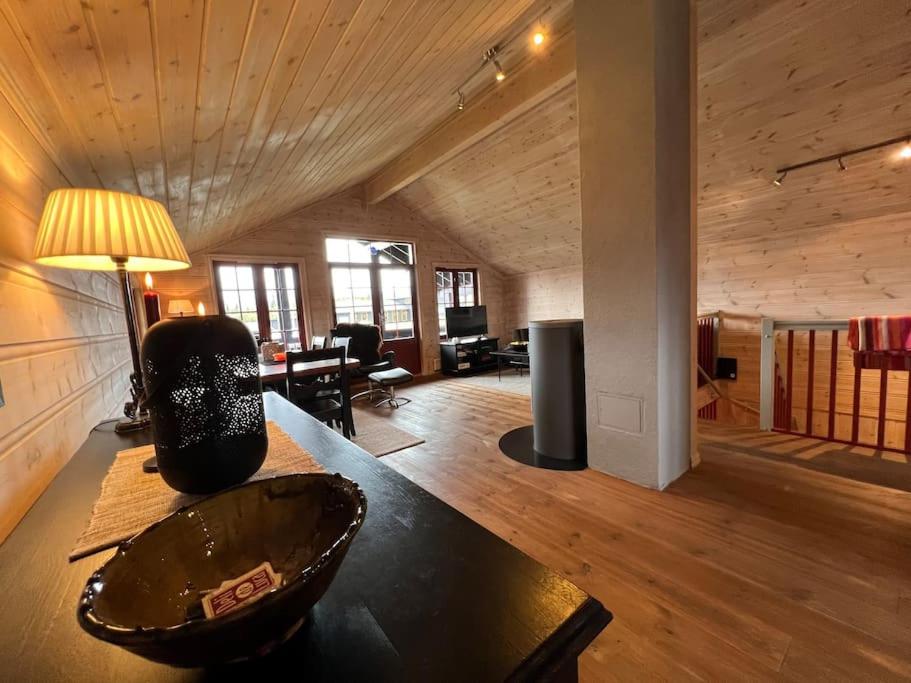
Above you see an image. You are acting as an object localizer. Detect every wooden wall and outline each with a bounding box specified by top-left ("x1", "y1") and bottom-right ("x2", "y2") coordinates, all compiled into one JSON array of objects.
[
  {"x1": 154, "y1": 189, "x2": 505, "y2": 375},
  {"x1": 503, "y1": 265, "x2": 583, "y2": 333},
  {"x1": 696, "y1": 1, "x2": 911, "y2": 434},
  {"x1": 0, "y1": 107, "x2": 130, "y2": 543}
]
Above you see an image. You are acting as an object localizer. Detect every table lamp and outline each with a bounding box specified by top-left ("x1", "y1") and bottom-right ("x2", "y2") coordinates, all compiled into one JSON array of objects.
[
  {"x1": 33, "y1": 188, "x2": 191, "y2": 433},
  {"x1": 168, "y1": 299, "x2": 194, "y2": 317}
]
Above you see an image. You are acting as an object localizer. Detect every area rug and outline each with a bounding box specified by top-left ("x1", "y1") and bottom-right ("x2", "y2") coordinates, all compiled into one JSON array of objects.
[
  {"x1": 352, "y1": 407, "x2": 424, "y2": 457},
  {"x1": 70, "y1": 421, "x2": 324, "y2": 561},
  {"x1": 452, "y1": 370, "x2": 531, "y2": 397}
]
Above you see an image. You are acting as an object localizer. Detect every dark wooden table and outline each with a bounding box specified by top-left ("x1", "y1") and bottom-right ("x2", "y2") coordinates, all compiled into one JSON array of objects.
[
  {"x1": 259, "y1": 356, "x2": 361, "y2": 384},
  {"x1": 0, "y1": 392, "x2": 610, "y2": 681},
  {"x1": 491, "y1": 349, "x2": 530, "y2": 380}
]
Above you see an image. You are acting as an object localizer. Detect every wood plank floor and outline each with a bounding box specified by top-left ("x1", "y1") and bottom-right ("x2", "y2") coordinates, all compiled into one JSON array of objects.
[{"x1": 372, "y1": 377, "x2": 911, "y2": 681}]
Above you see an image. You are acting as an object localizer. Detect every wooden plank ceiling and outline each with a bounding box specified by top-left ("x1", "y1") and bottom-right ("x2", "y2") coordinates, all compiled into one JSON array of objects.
[
  {"x1": 0, "y1": 0, "x2": 554, "y2": 254},
  {"x1": 697, "y1": 0, "x2": 911, "y2": 316},
  {"x1": 398, "y1": 0, "x2": 911, "y2": 278},
  {"x1": 2, "y1": 0, "x2": 908, "y2": 277},
  {"x1": 398, "y1": 81, "x2": 580, "y2": 276}
]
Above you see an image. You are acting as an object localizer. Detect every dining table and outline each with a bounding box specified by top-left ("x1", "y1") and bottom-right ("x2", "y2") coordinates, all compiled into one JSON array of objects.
[{"x1": 258, "y1": 356, "x2": 361, "y2": 384}]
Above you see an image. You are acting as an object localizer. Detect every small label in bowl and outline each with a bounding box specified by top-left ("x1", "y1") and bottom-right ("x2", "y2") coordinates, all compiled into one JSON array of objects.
[{"x1": 202, "y1": 562, "x2": 283, "y2": 619}]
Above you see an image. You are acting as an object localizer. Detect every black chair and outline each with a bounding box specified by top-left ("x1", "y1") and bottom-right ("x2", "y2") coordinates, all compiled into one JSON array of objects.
[
  {"x1": 330, "y1": 323, "x2": 396, "y2": 381},
  {"x1": 286, "y1": 348, "x2": 353, "y2": 438},
  {"x1": 507, "y1": 328, "x2": 530, "y2": 376}
]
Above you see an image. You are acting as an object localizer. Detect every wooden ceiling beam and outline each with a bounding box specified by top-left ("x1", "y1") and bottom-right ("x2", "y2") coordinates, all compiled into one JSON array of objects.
[{"x1": 363, "y1": 31, "x2": 576, "y2": 205}]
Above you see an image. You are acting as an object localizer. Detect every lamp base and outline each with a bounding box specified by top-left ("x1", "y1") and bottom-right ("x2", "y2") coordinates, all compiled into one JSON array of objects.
[{"x1": 114, "y1": 413, "x2": 151, "y2": 433}]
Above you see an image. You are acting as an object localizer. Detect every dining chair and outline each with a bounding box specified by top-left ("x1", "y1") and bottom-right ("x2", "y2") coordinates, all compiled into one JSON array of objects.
[
  {"x1": 285, "y1": 347, "x2": 353, "y2": 438},
  {"x1": 332, "y1": 336, "x2": 351, "y2": 352},
  {"x1": 310, "y1": 335, "x2": 327, "y2": 350}
]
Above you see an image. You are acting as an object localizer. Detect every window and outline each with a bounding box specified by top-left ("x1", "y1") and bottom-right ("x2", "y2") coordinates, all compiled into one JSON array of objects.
[
  {"x1": 436, "y1": 268, "x2": 479, "y2": 338},
  {"x1": 326, "y1": 238, "x2": 418, "y2": 341},
  {"x1": 214, "y1": 261, "x2": 305, "y2": 348}
]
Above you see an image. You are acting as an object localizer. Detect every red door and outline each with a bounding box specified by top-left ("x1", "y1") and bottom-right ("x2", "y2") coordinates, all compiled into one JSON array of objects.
[{"x1": 377, "y1": 266, "x2": 421, "y2": 374}]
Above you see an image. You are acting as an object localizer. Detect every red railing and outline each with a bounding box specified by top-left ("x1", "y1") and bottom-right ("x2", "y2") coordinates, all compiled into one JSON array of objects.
[
  {"x1": 769, "y1": 321, "x2": 911, "y2": 454},
  {"x1": 697, "y1": 314, "x2": 718, "y2": 420}
]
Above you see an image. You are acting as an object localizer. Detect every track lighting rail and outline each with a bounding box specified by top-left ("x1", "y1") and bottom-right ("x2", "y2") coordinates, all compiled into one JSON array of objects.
[{"x1": 775, "y1": 133, "x2": 910, "y2": 175}]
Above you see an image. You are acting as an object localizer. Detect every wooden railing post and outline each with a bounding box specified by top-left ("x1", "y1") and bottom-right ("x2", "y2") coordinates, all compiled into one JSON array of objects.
[
  {"x1": 759, "y1": 317, "x2": 775, "y2": 431},
  {"x1": 827, "y1": 330, "x2": 838, "y2": 440},
  {"x1": 805, "y1": 330, "x2": 815, "y2": 435}
]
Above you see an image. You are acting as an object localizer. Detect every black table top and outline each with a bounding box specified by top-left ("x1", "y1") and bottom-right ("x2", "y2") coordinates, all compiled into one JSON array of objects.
[
  {"x1": 0, "y1": 392, "x2": 609, "y2": 681},
  {"x1": 492, "y1": 348, "x2": 530, "y2": 359}
]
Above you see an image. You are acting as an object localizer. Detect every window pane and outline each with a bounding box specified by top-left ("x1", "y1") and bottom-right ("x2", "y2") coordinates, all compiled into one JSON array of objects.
[
  {"x1": 372, "y1": 241, "x2": 412, "y2": 265},
  {"x1": 218, "y1": 265, "x2": 237, "y2": 290},
  {"x1": 380, "y1": 267, "x2": 414, "y2": 340},
  {"x1": 239, "y1": 290, "x2": 257, "y2": 312},
  {"x1": 222, "y1": 290, "x2": 240, "y2": 313},
  {"x1": 263, "y1": 266, "x2": 276, "y2": 290},
  {"x1": 219, "y1": 262, "x2": 304, "y2": 347},
  {"x1": 436, "y1": 269, "x2": 455, "y2": 337},
  {"x1": 348, "y1": 240, "x2": 371, "y2": 263},
  {"x1": 326, "y1": 238, "x2": 349, "y2": 263},
  {"x1": 284, "y1": 329, "x2": 300, "y2": 348},
  {"x1": 391, "y1": 243, "x2": 413, "y2": 265},
  {"x1": 350, "y1": 268, "x2": 371, "y2": 288},
  {"x1": 236, "y1": 265, "x2": 254, "y2": 290},
  {"x1": 331, "y1": 266, "x2": 373, "y2": 325},
  {"x1": 458, "y1": 270, "x2": 476, "y2": 307}
]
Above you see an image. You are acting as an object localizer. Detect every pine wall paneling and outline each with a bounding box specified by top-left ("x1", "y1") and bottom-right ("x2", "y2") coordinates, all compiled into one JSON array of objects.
[
  {"x1": 503, "y1": 265, "x2": 583, "y2": 333},
  {"x1": 0, "y1": 87, "x2": 130, "y2": 543}
]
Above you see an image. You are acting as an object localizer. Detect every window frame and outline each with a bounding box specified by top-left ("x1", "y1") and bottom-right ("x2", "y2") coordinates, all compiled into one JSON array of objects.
[
  {"x1": 435, "y1": 267, "x2": 480, "y2": 339},
  {"x1": 212, "y1": 259, "x2": 307, "y2": 347},
  {"x1": 325, "y1": 238, "x2": 420, "y2": 342}
]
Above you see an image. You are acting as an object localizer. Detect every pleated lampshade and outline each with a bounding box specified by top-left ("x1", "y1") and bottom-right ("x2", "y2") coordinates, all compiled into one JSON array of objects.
[{"x1": 33, "y1": 188, "x2": 190, "y2": 272}]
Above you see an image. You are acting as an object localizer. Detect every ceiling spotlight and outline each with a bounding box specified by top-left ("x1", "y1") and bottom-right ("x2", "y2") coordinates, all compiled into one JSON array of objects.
[
  {"x1": 494, "y1": 59, "x2": 505, "y2": 82},
  {"x1": 900, "y1": 139, "x2": 911, "y2": 159},
  {"x1": 457, "y1": 90, "x2": 465, "y2": 111},
  {"x1": 772, "y1": 171, "x2": 787, "y2": 186},
  {"x1": 837, "y1": 156, "x2": 847, "y2": 171},
  {"x1": 532, "y1": 31, "x2": 544, "y2": 45}
]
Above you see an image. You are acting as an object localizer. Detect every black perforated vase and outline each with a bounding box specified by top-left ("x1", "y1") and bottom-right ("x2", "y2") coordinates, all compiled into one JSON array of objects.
[{"x1": 141, "y1": 315, "x2": 268, "y2": 494}]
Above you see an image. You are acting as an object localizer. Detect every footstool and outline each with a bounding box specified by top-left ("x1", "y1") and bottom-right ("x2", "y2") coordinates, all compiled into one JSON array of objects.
[{"x1": 367, "y1": 367, "x2": 414, "y2": 408}]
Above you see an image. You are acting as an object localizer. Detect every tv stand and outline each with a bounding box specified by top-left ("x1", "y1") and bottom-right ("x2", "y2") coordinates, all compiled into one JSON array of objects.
[{"x1": 440, "y1": 337, "x2": 499, "y2": 376}]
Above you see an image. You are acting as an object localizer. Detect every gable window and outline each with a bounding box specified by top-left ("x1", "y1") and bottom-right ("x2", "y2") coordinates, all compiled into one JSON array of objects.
[
  {"x1": 435, "y1": 267, "x2": 479, "y2": 338},
  {"x1": 213, "y1": 260, "x2": 305, "y2": 348}
]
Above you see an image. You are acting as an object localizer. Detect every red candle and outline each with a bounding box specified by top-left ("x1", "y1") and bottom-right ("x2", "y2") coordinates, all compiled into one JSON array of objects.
[{"x1": 143, "y1": 272, "x2": 161, "y2": 327}]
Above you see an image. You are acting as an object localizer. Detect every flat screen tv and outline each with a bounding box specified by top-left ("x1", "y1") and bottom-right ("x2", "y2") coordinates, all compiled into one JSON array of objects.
[{"x1": 446, "y1": 305, "x2": 488, "y2": 338}]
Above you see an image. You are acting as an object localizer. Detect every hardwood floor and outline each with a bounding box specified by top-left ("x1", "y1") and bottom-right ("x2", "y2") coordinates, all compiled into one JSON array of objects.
[{"x1": 373, "y1": 377, "x2": 911, "y2": 681}]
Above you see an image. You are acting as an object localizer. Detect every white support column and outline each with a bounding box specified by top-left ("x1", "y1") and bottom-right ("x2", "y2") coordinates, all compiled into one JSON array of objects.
[{"x1": 575, "y1": 0, "x2": 695, "y2": 489}]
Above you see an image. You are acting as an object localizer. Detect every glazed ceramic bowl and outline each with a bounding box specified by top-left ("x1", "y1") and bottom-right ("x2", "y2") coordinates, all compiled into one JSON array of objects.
[{"x1": 78, "y1": 473, "x2": 366, "y2": 667}]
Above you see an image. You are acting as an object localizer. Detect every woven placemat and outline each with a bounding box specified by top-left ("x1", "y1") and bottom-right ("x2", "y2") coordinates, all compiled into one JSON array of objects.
[{"x1": 70, "y1": 421, "x2": 325, "y2": 561}]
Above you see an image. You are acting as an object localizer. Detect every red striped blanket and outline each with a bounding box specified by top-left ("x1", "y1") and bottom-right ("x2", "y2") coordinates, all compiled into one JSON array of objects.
[{"x1": 848, "y1": 316, "x2": 911, "y2": 352}]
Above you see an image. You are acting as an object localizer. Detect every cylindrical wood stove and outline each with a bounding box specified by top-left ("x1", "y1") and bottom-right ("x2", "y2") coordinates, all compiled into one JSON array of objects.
[{"x1": 499, "y1": 319, "x2": 587, "y2": 470}]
